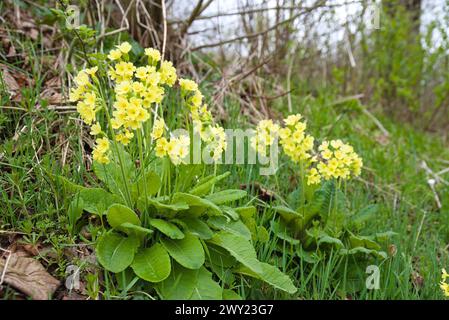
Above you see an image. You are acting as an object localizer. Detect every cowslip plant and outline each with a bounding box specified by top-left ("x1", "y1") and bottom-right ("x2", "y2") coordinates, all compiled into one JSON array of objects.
[
  {"x1": 61, "y1": 42, "x2": 297, "y2": 299},
  {"x1": 251, "y1": 114, "x2": 394, "y2": 263}
]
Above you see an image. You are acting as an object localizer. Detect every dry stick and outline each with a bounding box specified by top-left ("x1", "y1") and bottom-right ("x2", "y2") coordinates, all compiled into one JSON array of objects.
[
  {"x1": 437, "y1": 167, "x2": 449, "y2": 176},
  {"x1": 137, "y1": 0, "x2": 159, "y2": 48},
  {"x1": 96, "y1": 0, "x2": 131, "y2": 40},
  {"x1": 179, "y1": 0, "x2": 214, "y2": 39},
  {"x1": 287, "y1": 41, "x2": 300, "y2": 113},
  {"x1": 161, "y1": 0, "x2": 167, "y2": 60},
  {"x1": 427, "y1": 179, "x2": 442, "y2": 210},
  {"x1": 0, "y1": 247, "x2": 12, "y2": 286},
  {"x1": 420, "y1": 160, "x2": 449, "y2": 186}
]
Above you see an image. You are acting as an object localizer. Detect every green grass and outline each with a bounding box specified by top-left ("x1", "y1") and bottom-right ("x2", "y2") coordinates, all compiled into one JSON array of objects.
[{"x1": 1, "y1": 11, "x2": 449, "y2": 300}]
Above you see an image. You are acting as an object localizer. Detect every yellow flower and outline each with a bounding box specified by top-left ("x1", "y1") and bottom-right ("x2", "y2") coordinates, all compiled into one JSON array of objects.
[
  {"x1": 135, "y1": 108, "x2": 149, "y2": 123},
  {"x1": 115, "y1": 61, "x2": 135, "y2": 80},
  {"x1": 279, "y1": 115, "x2": 313, "y2": 163},
  {"x1": 135, "y1": 67, "x2": 147, "y2": 79},
  {"x1": 74, "y1": 71, "x2": 89, "y2": 87},
  {"x1": 76, "y1": 101, "x2": 96, "y2": 125},
  {"x1": 132, "y1": 81, "x2": 145, "y2": 94},
  {"x1": 331, "y1": 139, "x2": 343, "y2": 149},
  {"x1": 144, "y1": 48, "x2": 161, "y2": 63},
  {"x1": 142, "y1": 86, "x2": 164, "y2": 106},
  {"x1": 164, "y1": 135, "x2": 191, "y2": 165},
  {"x1": 145, "y1": 68, "x2": 161, "y2": 86},
  {"x1": 151, "y1": 118, "x2": 165, "y2": 140},
  {"x1": 115, "y1": 130, "x2": 133, "y2": 145},
  {"x1": 316, "y1": 140, "x2": 363, "y2": 180},
  {"x1": 155, "y1": 137, "x2": 168, "y2": 157},
  {"x1": 69, "y1": 86, "x2": 85, "y2": 102},
  {"x1": 108, "y1": 49, "x2": 122, "y2": 61},
  {"x1": 92, "y1": 148, "x2": 110, "y2": 164},
  {"x1": 190, "y1": 91, "x2": 203, "y2": 108},
  {"x1": 115, "y1": 81, "x2": 131, "y2": 96},
  {"x1": 85, "y1": 66, "x2": 98, "y2": 76},
  {"x1": 84, "y1": 92, "x2": 96, "y2": 107},
  {"x1": 90, "y1": 122, "x2": 101, "y2": 135},
  {"x1": 179, "y1": 78, "x2": 198, "y2": 92},
  {"x1": 117, "y1": 41, "x2": 132, "y2": 54},
  {"x1": 284, "y1": 114, "x2": 302, "y2": 126},
  {"x1": 111, "y1": 118, "x2": 123, "y2": 130},
  {"x1": 307, "y1": 168, "x2": 321, "y2": 185},
  {"x1": 96, "y1": 137, "x2": 110, "y2": 153},
  {"x1": 159, "y1": 60, "x2": 177, "y2": 86},
  {"x1": 92, "y1": 137, "x2": 110, "y2": 164},
  {"x1": 443, "y1": 268, "x2": 449, "y2": 282},
  {"x1": 251, "y1": 119, "x2": 279, "y2": 155}
]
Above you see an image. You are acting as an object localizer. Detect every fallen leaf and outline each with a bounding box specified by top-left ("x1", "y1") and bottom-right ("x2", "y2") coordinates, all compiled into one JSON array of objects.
[
  {"x1": 40, "y1": 87, "x2": 62, "y2": 104},
  {"x1": 0, "y1": 250, "x2": 60, "y2": 300},
  {"x1": 0, "y1": 66, "x2": 20, "y2": 92}
]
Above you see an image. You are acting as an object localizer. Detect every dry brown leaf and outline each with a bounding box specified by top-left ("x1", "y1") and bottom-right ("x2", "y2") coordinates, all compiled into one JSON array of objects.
[
  {"x1": 0, "y1": 66, "x2": 20, "y2": 92},
  {"x1": 0, "y1": 251, "x2": 60, "y2": 300},
  {"x1": 40, "y1": 87, "x2": 62, "y2": 104}
]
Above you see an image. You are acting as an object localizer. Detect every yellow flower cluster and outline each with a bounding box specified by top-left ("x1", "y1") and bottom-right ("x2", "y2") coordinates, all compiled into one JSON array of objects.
[
  {"x1": 179, "y1": 78, "x2": 212, "y2": 123},
  {"x1": 72, "y1": 42, "x2": 180, "y2": 164},
  {"x1": 251, "y1": 113, "x2": 363, "y2": 185},
  {"x1": 151, "y1": 117, "x2": 165, "y2": 140},
  {"x1": 155, "y1": 135, "x2": 190, "y2": 165},
  {"x1": 70, "y1": 67, "x2": 99, "y2": 125},
  {"x1": 178, "y1": 78, "x2": 226, "y2": 162},
  {"x1": 92, "y1": 137, "x2": 110, "y2": 164},
  {"x1": 106, "y1": 43, "x2": 176, "y2": 146},
  {"x1": 250, "y1": 119, "x2": 279, "y2": 155},
  {"x1": 107, "y1": 42, "x2": 132, "y2": 61},
  {"x1": 144, "y1": 48, "x2": 161, "y2": 65},
  {"x1": 315, "y1": 139, "x2": 363, "y2": 181},
  {"x1": 279, "y1": 114, "x2": 315, "y2": 163},
  {"x1": 441, "y1": 268, "x2": 449, "y2": 297},
  {"x1": 200, "y1": 124, "x2": 227, "y2": 162},
  {"x1": 70, "y1": 66, "x2": 111, "y2": 163}
]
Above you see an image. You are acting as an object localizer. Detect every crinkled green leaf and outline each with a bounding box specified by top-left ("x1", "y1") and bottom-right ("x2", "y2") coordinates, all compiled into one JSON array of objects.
[
  {"x1": 96, "y1": 232, "x2": 139, "y2": 273},
  {"x1": 208, "y1": 231, "x2": 262, "y2": 274},
  {"x1": 131, "y1": 244, "x2": 171, "y2": 282},
  {"x1": 189, "y1": 267, "x2": 222, "y2": 300},
  {"x1": 106, "y1": 204, "x2": 141, "y2": 234},
  {"x1": 180, "y1": 217, "x2": 213, "y2": 239},
  {"x1": 272, "y1": 205, "x2": 303, "y2": 223},
  {"x1": 161, "y1": 233, "x2": 205, "y2": 269},
  {"x1": 208, "y1": 216, "x2": 252, "y2": 241},
  {"x1": 158, "y1": 262, "x2": 199, "y2": 300},
  {"x1": 150, "y1": 219, "x2": 185, "y2": 239},
  {"x1": 78, "y1": 188, "x2": 123, "y2": 215},
  {"x1": 172, "y1": 192, "x2": 222, "y2": 216},
  {"x1": 234, "y1": 262, "x2": 297, "y2": 294},
  {"x1": 349, "y1": 234, "x2": 381, "y2": 251},
  {"x1": 189, "y1": 172, "x2": 230, "y2": 196},
  {"x1": 205, "y1": 189, "x2": 247, "y2": 205}
]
